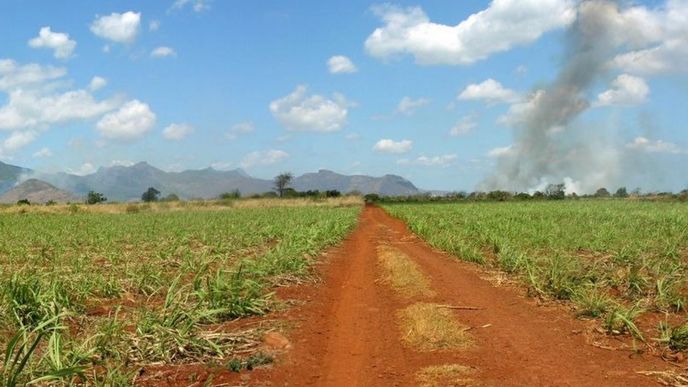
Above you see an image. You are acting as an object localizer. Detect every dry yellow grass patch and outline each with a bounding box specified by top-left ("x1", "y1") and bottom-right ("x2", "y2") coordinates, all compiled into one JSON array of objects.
[
  {"x1": 377, "y1": 244, "x2": 436, "y2": 298},
  {"x1": 416, "y1": 364, "x2": 478, "y2": 387},
  {"x1": 398, "y1": 303, "x2": 472, "y2": 351},
  {"x1": 0, "y1": 196, "x2": 363, "y2": 214}
]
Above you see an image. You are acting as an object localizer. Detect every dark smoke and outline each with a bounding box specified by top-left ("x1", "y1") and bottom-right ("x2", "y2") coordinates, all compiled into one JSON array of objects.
[{"x1": 481, "y1": 1, "x2": 634, "y2": 194}]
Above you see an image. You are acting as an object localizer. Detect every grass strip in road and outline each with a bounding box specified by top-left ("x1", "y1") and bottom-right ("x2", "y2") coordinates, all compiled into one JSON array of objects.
[
  {"x1": 398, "y1": 303, "x2": 472, "y2": 352},
  {"x1": 416, "y1": 364, "x2": 477, "y2": 387},
  {"x1": 377, "y1": 244, "x2": 436, "y2": 299}
]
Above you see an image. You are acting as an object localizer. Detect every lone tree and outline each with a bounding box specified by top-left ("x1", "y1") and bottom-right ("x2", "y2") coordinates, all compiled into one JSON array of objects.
[
  {"x1": 86, "y1": 191, "x2": 107, "y2": 205},
  {"x1": 545, "y1": 183, "x2": 566, "y2": 200},
  {"x1": 595, "y1": 187, "x2": 611, "y2": 198},
  {"x1": 274, "y1": 172, "x2": 293, "y2": 198},
  {"x1": 141, "y1": 187, "x2": 161, "y2": 202},
  {"x1": 614, "y1": 187, "x2": 629, "y2": 198}
]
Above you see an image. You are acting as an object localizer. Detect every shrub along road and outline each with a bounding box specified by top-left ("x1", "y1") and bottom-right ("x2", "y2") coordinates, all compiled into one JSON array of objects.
[{"x1": 234, "y1": 206, "x2": 673, "y2": 385}]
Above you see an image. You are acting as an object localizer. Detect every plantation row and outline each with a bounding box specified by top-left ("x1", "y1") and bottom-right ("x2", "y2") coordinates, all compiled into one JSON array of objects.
[
  {"x1": 0, "y1": 206, "x2": 360, "y2": 385},
  {"x1": 384, "y1": 201, "x2": 688, "y2": 350}
]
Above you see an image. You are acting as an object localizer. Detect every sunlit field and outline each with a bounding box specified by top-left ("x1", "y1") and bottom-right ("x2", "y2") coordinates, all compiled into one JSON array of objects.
[
  {"x1": 0, "y1": 204, "x2": 360, "y2": 385},
  {"x1": 384, "y1": 200, "x2": 688, "y2": 348}
]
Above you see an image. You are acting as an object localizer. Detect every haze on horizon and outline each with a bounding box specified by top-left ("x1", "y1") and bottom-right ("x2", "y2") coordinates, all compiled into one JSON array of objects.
[{"x1": 1, "y1": 0, "x2": 687, "y2": 193}]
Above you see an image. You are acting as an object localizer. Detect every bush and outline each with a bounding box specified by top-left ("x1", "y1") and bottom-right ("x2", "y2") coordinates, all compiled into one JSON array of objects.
[
  {"x1": 364, "y1": 194, "x2": 380, "y2": 203},
  {"x1": 86, "y1": 191, "x2": 107, "y2": 205}
]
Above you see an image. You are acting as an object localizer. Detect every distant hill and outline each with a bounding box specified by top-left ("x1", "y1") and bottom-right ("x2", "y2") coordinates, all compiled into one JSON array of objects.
[
  {"x1": 2, "y1": 162, "x2": 424, "y2": 201},
  {"x1": 292, "y1": 169, "x2": 420, "y2": 196},
  {"x1": 0, "y1": 179, "x2": 81, "y2": 204},
  {"x1": 39, "y1": 162, "x2": 274, "y2": 202},
  {"x1": 0, "y1": 161, "x2": 31, "y2": 194}
]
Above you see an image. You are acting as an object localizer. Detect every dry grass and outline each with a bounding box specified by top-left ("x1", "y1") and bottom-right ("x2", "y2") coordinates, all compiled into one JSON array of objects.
[
  {"x1": 0, "y1": 196, "x2": 363, "y2": 214},
  {"x1": 416, "y1": 364, "x2": 477, "y2": 387},
  {"x1": 398, "y1": 303, "x2": 472, "y2": 351},
  {"x1": 378, "y1": 244, "x2": 436, "y2": 298}
]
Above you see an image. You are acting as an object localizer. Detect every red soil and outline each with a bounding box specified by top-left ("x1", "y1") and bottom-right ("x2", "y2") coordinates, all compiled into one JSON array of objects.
[{"x1": 141, "y1": 205, "x2": 678, "y2": 386}]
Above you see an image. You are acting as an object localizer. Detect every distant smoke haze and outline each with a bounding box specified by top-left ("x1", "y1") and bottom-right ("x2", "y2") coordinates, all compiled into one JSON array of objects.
[{"x1": 481, "y1": 0, "x2": 683, "y2": 194}]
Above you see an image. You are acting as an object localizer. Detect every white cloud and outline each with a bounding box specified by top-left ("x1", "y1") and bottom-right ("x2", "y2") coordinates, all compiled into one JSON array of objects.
[
  {"x1": 96, "y1": 100, "x2": 156, "y2": 141},
  {"x1": 226, "y1": 121, "x2": 255, "y2": 140},
  {"x1": 149, "y1": 20, "x2": 161, "y2": 31},
  {"x1": 171, "y1": 0, "x2": 210, "y2": 12},
  {"x1": 365, "y1": 1, "x2": 576, "y2": 65},
  {"x1": 625, "y1": 137, "x2": 685, "y2": 154},
  {"x1": 373, "y1": 139, "x2": 412, "y2": 154},
  {"x1": 0, "y1": 60, "x2": 122, "y2": 142},
  {"x1": 163, "y1": 123, "x2": 194, "y2": 140},
  {"x1": 610, "y1": 1, "x2": 688, "y2": 75},
  {"x1": 488, "y1": 145, "x2": 514, "y2": 158},
  {"x1": 0, "y1": 60, "x2": 66, "y2": 91},
  {"x1": 28, "y1": 27, "x2": 76, "y2": 59},
  {"x1": 328, "y1": 55, "x2": 357, "y2": 74},
  {"x1": 397, "y1": 154, "x2": 457, "y2": 166},
  {"x1": 32, "y1": 147, "x2": 52, "y2": 158},
  {"x1": 270, "y1": 85, "x2": 351, "y2": 132},
  {"x1": 240, "y1": 149, "x2": 289, "y2": 168},
  {"x1": 210, "y1": 161, "x2": 233, "y2": 170},
  {"x1": 110, "y1": 159, "x2": 134, "y2": 167},
  {"x1": 0, "y1": 89, "x2": 121, "y2": 131},
  {"x1": 396, "y1": 96, "x2": 429, "y2": 115},
  {"x1": 151, "y1": 46, "x2": 177, "y2": 58},
  {"x1": 594, "y1": 74, "x2": 649, "y2": 107},
  {"x1": 3, "y1": 131, "x2": 37, "y2": 152},
  {"x1": 613, "y1": 39, "x2": 688, "y2": 75},
  {"x1": 450, "y1": 116, "x2": 477, "y2": 136},
  {"x1": 90, "y1": 12, "x2": 141, "y2": 44},
  {"x1": 88, "y1": 76, "x2": 107, "y2": 91},
  {"x1": 458, "y1": 79, "x2": 519, "y2": 103},
  {"x1": 68, "y1": 162, "x2": 96, "y2": 176}
]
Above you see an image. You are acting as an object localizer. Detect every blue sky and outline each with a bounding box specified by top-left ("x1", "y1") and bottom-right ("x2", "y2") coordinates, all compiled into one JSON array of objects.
[{"x1": 0, "y1": 0, "x2": 686, "y2": 192}]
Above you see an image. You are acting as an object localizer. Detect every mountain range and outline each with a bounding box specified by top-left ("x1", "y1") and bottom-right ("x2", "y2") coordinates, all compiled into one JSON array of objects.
[{"x1": 0, "y1": 161, "x2": 420, "y2": 202}]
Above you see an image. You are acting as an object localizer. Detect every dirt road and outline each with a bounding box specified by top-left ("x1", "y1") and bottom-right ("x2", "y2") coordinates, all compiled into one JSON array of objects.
[{"x1": 245, "y1": 205, "x2": 671, "y2": 386}]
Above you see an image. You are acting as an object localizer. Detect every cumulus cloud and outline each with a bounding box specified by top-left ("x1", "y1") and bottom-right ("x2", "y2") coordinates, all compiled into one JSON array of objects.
[
  {"x1": 68, "y1": 162, "x2": 97, "y2": 176},
  {"x1": 226, "y1": 121, "x2": 255, "y2": 140},
  {"x1": 2, "y1": 131, "x2": 37, "y2": 152},
  {"x1": 610, "y1": 1, "x2": 688, "y2": 75},
  {"x1": 488, "y1": 145, "x2": 514, "y2": 158},
  {"x1": 328, "y1": 55, "x2": 357, "y2": 74},
  {"x1": 90, "y1": 12, "x2": 141, "y2": 44},
  {"x1": 594, "y1": 74, "x2": 649, "y2": 107},
  {"x1": 96, "y1": 100, "x2": 156, "y2": 141},
  {"x1": 0, "y1": 59, "x2": 123, "y2": 159},
  {"x1": 458, "y1": 79, "x2": 519, "y2": 104},
  {"x1": 0, "y1": 89, "x2": 121, "y2": 131},
  {"x1": 373, "y1": 139, "x2": 412, "y2": 154},
  {"x1": 28, "y1": 27, "x2": 76, "y2": 59},
  {"x1": 625, "y1": 137, "x2": 685, "y2": 154},
  {"x1": 450, "y1": 116, "x2": 477, "y2": 136},
  {"x1": 170, "y1": 0, "x2": 210, "y2": 12},
  {"x1": 270, "y1": 85, "x2": 351, "y2": 132},
  {"x1": 240, "y1": 149, "x2": 289, "y2": 168},
  {"x1": 0, "y1": 60, "x2": 66, "y2": 91},
  {"x1": 163, "y1": 123, "x2": 194, "y2": 140},
  {"x1": 110, "y1": 160, "x2": 135, "y2": 167},
  {"x1": 397, "y1": 154, "x2": 457, "y2": 166},
  {"x1": 89, "y1": 76, "x2": 107, "y2": 91},
  {"x1": 365, "y1": 1, "x2": 576, "y2": 65},
  {"x1": 396, "y1": 96, "x2": 429, "y2": 115},
  {"x1": 151, "y1": 46, "x2": 177, "y2": 58},
  {"x1": 32, "y1": 147, "x2": 53, "y2": 158}
]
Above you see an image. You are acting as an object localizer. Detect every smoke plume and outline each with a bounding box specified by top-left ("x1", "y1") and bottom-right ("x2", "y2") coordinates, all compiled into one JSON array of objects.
[{"x1": 481, "y1": 1, "x2": 676, "y2": 194}]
